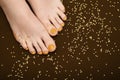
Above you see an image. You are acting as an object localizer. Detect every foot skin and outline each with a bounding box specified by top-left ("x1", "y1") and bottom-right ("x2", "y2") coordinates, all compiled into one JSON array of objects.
[
  {"x1": 0, "y1": 0, "x2": 56, "y2": 54},
  {"x1": 28, "y1": 0, "x2": 67, "y2": 36}
]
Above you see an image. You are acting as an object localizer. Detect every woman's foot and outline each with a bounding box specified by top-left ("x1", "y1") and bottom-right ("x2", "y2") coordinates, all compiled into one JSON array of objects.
[
  {"x1": 0, "y1": 0, "x2": 56, "y2": 54},
  {"x1": 28, "y1": 0, "x2": 67, "y2": 36}
]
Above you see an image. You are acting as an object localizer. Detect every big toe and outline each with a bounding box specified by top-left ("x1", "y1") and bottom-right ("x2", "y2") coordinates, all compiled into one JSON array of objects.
[
  {"x1": 41, "y1": 19, "x2": 58, "y2": 36},
  {"x1": 42, "y1": 35, "x2": 56, "y2": 52}
]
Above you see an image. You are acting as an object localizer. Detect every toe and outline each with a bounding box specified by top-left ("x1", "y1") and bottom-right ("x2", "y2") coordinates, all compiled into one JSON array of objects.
[
  {"x1": 15, "y1": 35, "x2": 28, "y2": 50},
  {"x1": 42, "y1": 35, "x2": 56, "y2": 52},
  {"x1": 20, "y1": 39, "x2": 28, "y2": 50},
  {"x1": 57, "y1": 9, "x2": 67, "y2": 21},
  {"x1": 32, "y1": 39, "x2": 42, "y2": 55},
  {"x1": 49, "y1": 16, "x2": 63, "y2": 32},
  {"x1": 26, "y1": 39, "x2": 36, "y2": 54},
  {"x1": 58, "y1": 0, "x2": 65, "y2": 12},
  {"x1": 37, "y1": 38, "x2": 49, "y2": 55},
  {"x1": 55, "y1": 15, "x2": 65, "y2": 27},
  {"x1": 41, "y1": 19, "x2": 58, "y2": 36}
]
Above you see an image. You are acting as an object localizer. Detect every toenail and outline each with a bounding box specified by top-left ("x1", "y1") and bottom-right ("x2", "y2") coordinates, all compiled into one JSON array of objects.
[
  {"x1": 63, "y1": 16, "x2": 67, "y2": 21},
  {"x1": 43, "y1": 51, "x2": 48, "y2": 54},
  {"x1": 50, "y1": 28, "x2": 57, "y2": 35},
  {"x1": 58, "y1": 27, "x2": 63, "y2": 32},
  {"x1": 61, "y1": 23, "x2": 65, "y2": 27},
  {"x1": 48, "y1": 44, "x2": 55, "y2": 52},
  {"x1": 25, "y1": 47, "x2": 28, "y2": 50},
  {"x1": 38, "y1": 52, "x2": 42, "y2": 55},
  {"x1": 31, "y1": 51, "x2": 36, "y2": 54}
]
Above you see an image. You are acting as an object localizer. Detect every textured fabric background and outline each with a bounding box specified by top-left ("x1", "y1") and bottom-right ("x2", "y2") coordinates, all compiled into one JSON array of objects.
[{"x1": 0, "y1": 0, "x2": 120, "y2": 80}]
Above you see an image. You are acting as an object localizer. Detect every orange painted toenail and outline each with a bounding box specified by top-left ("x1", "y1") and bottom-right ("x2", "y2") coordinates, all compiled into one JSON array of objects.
[
  {"x1": 31, "y1": 51, "x2": 35, "y2": 54},
  {"x1": 58, "y1": 27, "x2": 63, "y2": 32},
  {"x1": 50, "y1": 28, "x2": 57, "y2": 35},
  {"x1": 25, "y1": 47, "x2": 28, "y2": 50},
  {"x1": 43, "y1": 51, "x2": 48, "y2": 54},
  {"x1": 61, "y1": 23, "x2": 65, "y2": 27},
  {"x1": 38, "y1": 52, "x2": 42, "y2": 55},
  {"x1": 63, "y1": 16, "x2": 67, "y2": 21},
  {"x1": 48, "y1": 44, "x2": 55, "y2": 52}
]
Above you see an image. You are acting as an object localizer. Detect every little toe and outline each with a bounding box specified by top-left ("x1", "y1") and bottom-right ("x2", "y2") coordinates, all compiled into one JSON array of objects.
[
  {"x1": 20, "y1": 39, "x2": 28, "y2": 50},
  {"x1": 57, "y1": 9, "x2": 67, "y2": 21},
  {"x1": 37, "y1": 38, "x2": 49, "y2": 55},
  {"x1": 15, "y1": 35, "x2": 28, "y2": 50},
  {"x1": 42, "y1": 35, "x2": 56, "y2": 52},
  {"x1": 26, "y1": 39, "x2": 36, "y2": 54}
]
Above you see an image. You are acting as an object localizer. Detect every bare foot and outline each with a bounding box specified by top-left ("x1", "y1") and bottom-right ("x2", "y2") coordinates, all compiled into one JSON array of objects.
[
  {"x1": 0, "y1": 0, "x2": 56, "y2": 54},
  {"x1": 28, "y1": 0, "x2": 67, "y2": 36}
]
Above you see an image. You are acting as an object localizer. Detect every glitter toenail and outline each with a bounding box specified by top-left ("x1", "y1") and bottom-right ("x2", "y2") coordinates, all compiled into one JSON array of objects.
[{"x1": 48, "y1": 44, "x2": 55, "y2": 52}]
